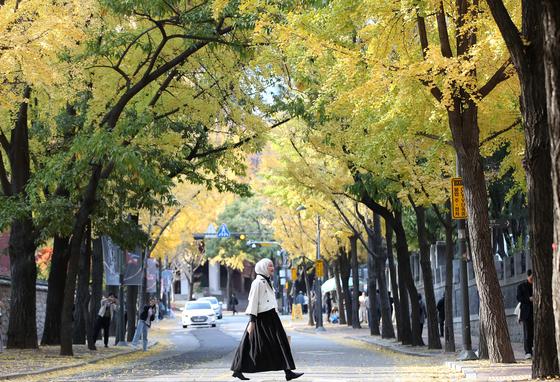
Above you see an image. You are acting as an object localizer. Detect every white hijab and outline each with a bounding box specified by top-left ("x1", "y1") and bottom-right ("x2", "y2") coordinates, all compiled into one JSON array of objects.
[{"x1": 254, "y1": 258, "x2": 273, "y2": 278}]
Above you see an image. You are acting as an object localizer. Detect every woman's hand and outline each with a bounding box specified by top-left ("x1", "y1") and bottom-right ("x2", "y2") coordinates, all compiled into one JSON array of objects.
[{"x1": 247, "y1": 322, "x2": 255, "y2": 335}]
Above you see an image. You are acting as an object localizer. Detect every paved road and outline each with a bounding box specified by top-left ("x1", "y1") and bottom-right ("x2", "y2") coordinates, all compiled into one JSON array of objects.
[{"x1": 52, "y1": 314, "x2": 457, "y2": 382}]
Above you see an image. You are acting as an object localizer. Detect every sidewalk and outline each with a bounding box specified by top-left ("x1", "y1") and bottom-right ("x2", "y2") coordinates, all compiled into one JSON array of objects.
[
  {"x1": 0, "y1": 328, "x2": 164, "y2": 380},
  {"x1": 288, "y1": 318, "x2": 532, "y2": 381}
]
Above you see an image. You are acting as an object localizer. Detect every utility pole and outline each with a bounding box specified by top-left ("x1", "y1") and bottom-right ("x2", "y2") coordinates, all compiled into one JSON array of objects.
[{"x1": 454, "y1": 159, "x2": 477, "y2": 361}]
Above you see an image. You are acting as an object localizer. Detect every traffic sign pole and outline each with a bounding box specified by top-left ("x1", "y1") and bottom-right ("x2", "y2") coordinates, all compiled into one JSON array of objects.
[{"x1": 454, "y1": 162, "x2": 477, "y2": 361}]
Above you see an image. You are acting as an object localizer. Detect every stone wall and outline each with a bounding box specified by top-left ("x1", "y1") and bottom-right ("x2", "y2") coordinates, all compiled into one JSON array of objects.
[
  {"x1": 0, "y1": 277, "x2": 48, "y2": 347},
  {"x1": 413, "y1": 242, "x2": 531, "y2": 346}
]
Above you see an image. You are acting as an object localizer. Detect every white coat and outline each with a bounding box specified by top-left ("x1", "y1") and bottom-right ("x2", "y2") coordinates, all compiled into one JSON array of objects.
[{"x1": 245, "y1": 274, "x2": 278, "y2": 316}]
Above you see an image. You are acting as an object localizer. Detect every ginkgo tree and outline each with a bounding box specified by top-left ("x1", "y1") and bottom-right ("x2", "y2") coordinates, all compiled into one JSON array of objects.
[
  {"x1": 149, "y1": 183, "x2": 234, "y2": 301},
  {"x1": 0, "y1": 0, "x2": 92, "y2": 349},
  {"x1": 259, "y1": 0, "x2": 525, "y2": 361}
]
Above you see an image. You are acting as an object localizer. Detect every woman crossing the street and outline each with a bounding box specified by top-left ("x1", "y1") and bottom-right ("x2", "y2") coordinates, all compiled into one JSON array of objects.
[{"x1": 231, "y1": 258, "x2": 304, "y2": 381}]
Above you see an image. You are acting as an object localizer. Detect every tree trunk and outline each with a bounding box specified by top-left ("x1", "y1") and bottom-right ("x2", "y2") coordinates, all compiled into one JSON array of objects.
[
  {"x1": 452, "y1": 104, "x2": 514, "y2": 362},
  {"x1": 187, "y1": 275, "x2": 194, "y2": 301},
  {"x1": 41, "y1": 236, "x2": 69, "y2": 345},
  {"x1": 6, "y1": 86, "x2": 38, "y2": 349},
  {"x1": 157, "y1": 258, "x2": 162, "y2": 302},
  {"x1": 88, "y1": 238, "x2": 103, "y2": 350},
  {"x1": 478, "y1": 317, "x2": 489, "y2": 360},
  {"x1": 542, "y1": 0, "x2": 560, "y2": 373},
  {"x1": 339, "y1": 248, "x2": 352, "y2": 326},
  {"x1": 386, "y1": 220, "x2": 402, "y2": 341},
  {"x1": 350, "y1": 235, "x2": 361, "y2": 329},
  {"x1": 73, "y1": 228, "x2": 92, "y2": 344},
  {"x1": 485, "y1": 0, "x2": 557, "y2": 370},
  {"x1": 226, "y1": 266, "x2": 232, "y2": 307},
  {"x1": 7, "y1": 218, "x2": 38, "y2": 349},
  {"x1": 376, "y1": 256, "x2": 394, "y2": 339},
  {"x1": 373, "y1": 213, "x2": 394, "y2": 338},
  {"x1": 126, "y1": 286, "x2": 138, "y2": 342},
  {"x1": 444, "y1": 210, "x2": 456, "y2": 352},
  {"x1": 334, "y1": 257, "x2": 347, "y2": 325},
  {"x1": 367, "y1": 230, "x2": 380, "y2": 335},
  {"x1": 302, "y1": 260, "x2": 314, "y2": 327},
  {"x1": 412, "y1": 203, "x2": 441, "y2": 349},
  {"x1": 393, "y1": 209, "x2": 422, "y2": 346},
  {"x1": 60, "y1": 165, "x2": 103, "y2": 356}
]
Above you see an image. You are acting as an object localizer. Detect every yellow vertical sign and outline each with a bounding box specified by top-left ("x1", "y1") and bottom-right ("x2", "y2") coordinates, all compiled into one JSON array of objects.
[
  {"x1": 315, "y1": 260, "x2": 324, "y2": 278},
  {"x1": 451, "y1": 177, "x2": 467, "y2": 219},
  {"x1": 291, "y1": 267, "x2": 297, "y2": 280}
]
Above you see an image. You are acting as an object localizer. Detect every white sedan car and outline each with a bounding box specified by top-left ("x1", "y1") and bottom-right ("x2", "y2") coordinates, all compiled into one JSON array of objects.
[
  {"x1": 182, "y1": 301, "x2": 217, "y2": 328},
  {"x1": 197, "y1": 296, "x2": 223, "y2": 319}
]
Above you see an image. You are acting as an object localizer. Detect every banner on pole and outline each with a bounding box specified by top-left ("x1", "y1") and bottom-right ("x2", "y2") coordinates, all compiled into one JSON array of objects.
[
  {"x1": 146, "y1": 258, "x2": 158, "y2": 293},
  {"x1": 101, "y1": 236, "x2": 120, "y2": 286},
  {"x1": 162, "y1": 269, "x2": 173, "y2": 293},
  {"x1": 124, "y1": 250, "x2": 143, "y2": 285}
]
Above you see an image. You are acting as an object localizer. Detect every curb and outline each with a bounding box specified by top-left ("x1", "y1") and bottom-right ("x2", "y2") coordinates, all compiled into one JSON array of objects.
[
  {"x1": 1, "y1": 341, "x2": 158, "y2": 381},
  {"x1": 347, "y1": 337, "x2": 439, "y2": 357},
  {"x1": 445, "y1": 361, "x2": 532, "y2": 381},
  {"x1": 291, "y1": 327, "x2": 445, "y2": 358}
]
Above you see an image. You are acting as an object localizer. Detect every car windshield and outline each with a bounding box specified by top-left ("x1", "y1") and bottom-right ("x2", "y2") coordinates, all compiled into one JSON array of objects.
[
  {"x1": 185, "y1": 302, "x2": 212, "y2": 310},
  {"x1": 199, "y1": 297, "x2": 218, "y2": 304}
]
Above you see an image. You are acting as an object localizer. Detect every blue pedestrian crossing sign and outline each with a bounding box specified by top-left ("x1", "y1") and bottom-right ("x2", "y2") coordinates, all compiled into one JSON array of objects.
[{"x1": 217, "y1": 223, "x2": 231, "y2": 238}]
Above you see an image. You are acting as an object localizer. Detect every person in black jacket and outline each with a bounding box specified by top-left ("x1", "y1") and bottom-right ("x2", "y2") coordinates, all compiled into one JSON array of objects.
[
  {"x1": 516, "y1": 269, "x2": 533, "y2": 359},
  {"x1": 436, "y1": 295, "x2": 445, "y2": 338},
  {"x1": 131, "y1": 297, "x2": 157, "y2": 351}
]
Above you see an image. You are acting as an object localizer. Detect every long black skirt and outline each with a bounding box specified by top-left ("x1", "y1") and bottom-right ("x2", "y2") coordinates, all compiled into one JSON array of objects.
[{"x1": 231, "y1": 309, "x2": 296, "y2": 373}]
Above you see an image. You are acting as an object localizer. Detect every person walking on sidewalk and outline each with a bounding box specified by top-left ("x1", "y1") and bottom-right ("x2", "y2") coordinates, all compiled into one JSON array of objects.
[
  {"x1": 436, "y1": 294, "x2": 445, "y2": 338},
  {"x1": 92, "y1": 293, "x2": 119, "y2": 349},
  {"x1": 230, "y1": 293, "x2": 239, "y2": 315},
  {"x1": 231, "y1": 258, "x2": 303, "y2": 381},
  {"x1": 324, "y1": 292, "x2": 332, "y2": 323},
  {"x1": 132, "y1": 297, "x2": 157, "y2": 351},
  {"x1": 418, "y1": 293, "x2": 427, "y2": 335},
  {"x1": 517, "y1": 269, "x2": 533, "y2": 359},
  {"x1": 359, "y1": 291, "x2": 368, "y2": 324}
]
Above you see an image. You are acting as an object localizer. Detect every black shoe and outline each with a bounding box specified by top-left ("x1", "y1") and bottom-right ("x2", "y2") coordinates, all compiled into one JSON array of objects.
[
  {"x1": 232, "y1": 371, "x2": 249, "y2": 380},
  {"x1": 285, "y1": 370, "x2": 304, "y2": 381}
]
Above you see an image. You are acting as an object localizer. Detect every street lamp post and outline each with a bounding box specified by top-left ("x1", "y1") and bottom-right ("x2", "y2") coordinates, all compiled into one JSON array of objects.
[
  {"x1": 296, "y1": 205, "x2": 325, "y2": 332},
  {"x1": 116, "y1": 248, "x2": 128, "y2": 346},
  {"x1": 315, "y1": 215, "x2": 325, "y2": 332}
]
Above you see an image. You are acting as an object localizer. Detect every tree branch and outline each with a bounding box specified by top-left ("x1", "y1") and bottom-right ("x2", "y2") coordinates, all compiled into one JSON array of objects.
[
  {"x1": 148, "y1": 208, "x2": 182, "y2": 256},
  {"x1": 415, "y1": 132, "x2": 454, "y2": 147},
  {"x1": 479, "y1": 117, "x2": 521, "y2": 147},
  {"x1": 0, "y1": 129, "x2": 10, "y2": 153},
  {"x1": 332, "y1": 200, "x2": 378, "y2": 258},
  {"x1": 484, "y1": 0, "x2": 525, "y2": 67},
  {"x1": 0, "y1": 150, "x2": 11, "y2": 195},
  {"x1": 435, "y1": 2, "x2": 453, "y2": 58},
  {"x1": 148, "y1": 68, "x2": 178, "y2": 107},
  {"x1": 477, "y1": 59, "x2": 513, "y2": 99},
  {"x1": 416, "y1": 12, "x2": 444, "y2": 102},
  {"x1": 189, "y1": 117, "x2": 291, "y2": 160}
]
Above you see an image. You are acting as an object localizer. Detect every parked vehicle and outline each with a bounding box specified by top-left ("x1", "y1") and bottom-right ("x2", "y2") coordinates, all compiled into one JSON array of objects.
[
  {"x1": 197, "y1": 296, "x2": 223, "y2": 319},
  {"x1": 182, "y1": 301, "x2": 217, "y2": 328}
]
